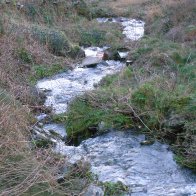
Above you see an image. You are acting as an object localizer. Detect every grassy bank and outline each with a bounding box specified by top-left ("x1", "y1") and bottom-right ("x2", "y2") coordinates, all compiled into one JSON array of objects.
[{"x1": 66, "y1": 0, "x2": 196, "y2": 169}]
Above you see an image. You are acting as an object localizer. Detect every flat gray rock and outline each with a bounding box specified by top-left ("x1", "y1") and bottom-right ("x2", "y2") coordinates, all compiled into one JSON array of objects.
[{"x1": 81, "y1": 56, "x2": 102, "y2": 68}]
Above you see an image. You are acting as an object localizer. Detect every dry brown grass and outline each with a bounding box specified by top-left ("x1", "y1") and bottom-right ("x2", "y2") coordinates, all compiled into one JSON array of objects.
[
  {"x1": 0, "y1": 7, "x2": 65, "y2": 195},
  {"x1": 0, "y1": 89, "x2": 86, "y2": 195},
  {"x1": 95, "y1": 0, "x2": 195, "y2": 24},
  {"x1": 0, "y1": 91, "x2": 52, "y2": 195}
]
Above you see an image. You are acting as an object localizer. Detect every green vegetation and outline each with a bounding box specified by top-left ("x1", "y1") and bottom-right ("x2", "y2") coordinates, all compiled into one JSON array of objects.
[
  {"x1": 66, "y1": 96, "x2": 132, "y2": 143},
  {"x1": 66, "y1": 0, "x2": 196, "y2": 168},
  {"x1": 0, "y1": 0, "x2": 126, "y2": 194},
  {"x1": 51, "y1": 113, "x2": 68, "y2": 123},
  {"x1": 0, "y1": 18, "x2": 4, "y2": 35},
  {"x1": 30, "y1": 64, "x2": 66, "y2": 83},
  {"x1": 16, "y1": 48, "x2": 34, "y2": 64},
  {"x1": 79, "y1": 28, "x2": 106, "y2": 46},
  {"x1": 102, "y1": 181, "x2": 128, "y2": 196},
  {"x1": 0, "y1": 0, "x2": 195, "y2": 195},
  {"x1": 32, "y1": 27, "x2": 72, "y2": 56},
  {"x1": 66, "y1": 35, "x2": 196, "y2": 168}
]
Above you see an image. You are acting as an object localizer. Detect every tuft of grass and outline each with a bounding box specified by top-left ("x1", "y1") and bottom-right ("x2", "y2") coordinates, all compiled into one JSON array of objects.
[
  {"x1": 66, "y1": 95, "x2": 132, "y2": 143},
  {"x1": 16, "y1": 48, "x2": 34, "y2": 64},
  {"x1": 102, "y1": 181, "x2": 128, "y2": 196},
  {"x1": 78, "y1": 28, "x2": 106, "y2": 47},
  {"x1": 29, "y1": 64, "x2": 66, "y2": 83}
]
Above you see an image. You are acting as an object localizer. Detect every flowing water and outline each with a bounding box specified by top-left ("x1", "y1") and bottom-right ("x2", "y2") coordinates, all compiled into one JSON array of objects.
[{"x1": 36, "y1": 18, "x2": 196, "y2": 195}]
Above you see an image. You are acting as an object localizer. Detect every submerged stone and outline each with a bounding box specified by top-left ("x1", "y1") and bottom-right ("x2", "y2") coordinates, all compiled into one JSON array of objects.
[{"x1": 82, "y1": 184, "x2": 104, "y2": 196}]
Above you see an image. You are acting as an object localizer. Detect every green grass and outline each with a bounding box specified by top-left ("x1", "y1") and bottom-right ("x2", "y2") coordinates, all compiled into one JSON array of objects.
[
  {"x1": 66, "y1": 36, "x2": 196, "y2": 169},
  {"x1": 16, "y1": 48, "x2": 34, "y2": 64},
  {"x1": 66, "y1": 95, "x2": 132, "y2": 143},
  {"x1": 29, "y1": 64, "x2": 66, "y2": 83},
  {"x1": 102, "y1": 181, "x2": 128, "y2": 196}
]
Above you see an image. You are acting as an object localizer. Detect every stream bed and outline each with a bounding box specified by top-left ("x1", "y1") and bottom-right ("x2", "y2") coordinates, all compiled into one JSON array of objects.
[{"x1": 36, "y1": 18, "x2": 196, "y2": 195}]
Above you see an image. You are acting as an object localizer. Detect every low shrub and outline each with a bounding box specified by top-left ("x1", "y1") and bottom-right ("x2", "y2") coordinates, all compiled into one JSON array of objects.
[
  {"x1": 78, "y1": 28, "x2": 106, "y2": 46},
  {"x1": 32, "y1": 27, "x2": 71, "y2": 56},
  {"x1": 16, "y1": 48, "x2": 34, "y2": 64}
]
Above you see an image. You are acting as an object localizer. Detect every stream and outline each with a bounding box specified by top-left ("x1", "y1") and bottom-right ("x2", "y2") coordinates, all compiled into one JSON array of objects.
[{"x1": 36, "y1": 18, "x2": 196, "y2": 195}]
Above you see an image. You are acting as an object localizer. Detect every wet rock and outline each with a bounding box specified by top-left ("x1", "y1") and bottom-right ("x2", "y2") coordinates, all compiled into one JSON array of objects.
[
  {"x1": 16, "y1": 2, "x2": 24, "y2": 9},
  {"x1": 43, "y1": 123, "x2": 67, "y2": 138},
  {"x1": 5, "y1": 0, "x2": 11, "y2": 4},
  {"x1": 32, "y1": 126, "x2": 55, "y2": 147},
  {"x1": 104, "y1": 48, "x2": 129, "y2": 61},
  {"x1": 140, "y1": 140, "x2": 154, "y2": 146},
  {"x1": 116, "y1": 48, "x2": 129, "y2": 60},
  {"x1": 37, "y1": 122, "x2": 44, "y2": 128},
  {"x1": 117, "y1": 51, "x2": 129, "y2": 59},
  {"x1": 126, "y1": 60, "x2": 133, "y2": 66},
  {"x1": 82, "y1": 184, "x2": 104, "y2": 196},
  {"x1": 84, "y1": 46, "x2": 110, "y2": 60},
  {"x1": 80, "y1": 56, "x2": 102, "y2": 68},
  {"x1": 103, "y1": 50, "x2": 112, "y2": 60},
  {"x1": 36, "y1": 113, "x2": 48, "y2": 122}
]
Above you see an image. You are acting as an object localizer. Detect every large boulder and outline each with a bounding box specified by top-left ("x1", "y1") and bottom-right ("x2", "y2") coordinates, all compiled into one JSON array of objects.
[
  {"x1": 80, "y1": 56, "x2": 102, "y2": 68},
  {"x1": 104, "y1": 47, "x2": 130, "y2": 61}
]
